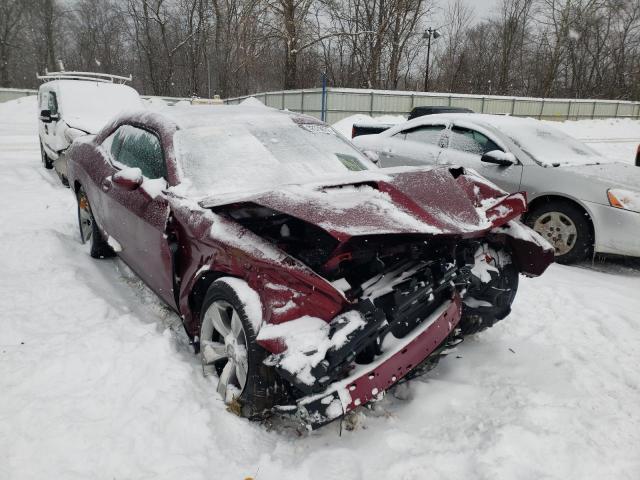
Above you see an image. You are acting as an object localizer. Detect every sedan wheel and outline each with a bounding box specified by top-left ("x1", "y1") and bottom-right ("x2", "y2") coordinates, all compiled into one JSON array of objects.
[
  {"x1": 526, "y1": 200, "x2": 592, "y2": 264},
  {"x1": 533, "y1": 211, "x2": 577, "y2": 256},
  {"x1": 200, "y1": 299, "x2": 249, "y2": 402}
]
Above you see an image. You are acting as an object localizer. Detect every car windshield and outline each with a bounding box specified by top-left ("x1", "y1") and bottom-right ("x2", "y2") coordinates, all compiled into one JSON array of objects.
[
  {"x1": 173, "y1": 116, "x2": 374, "y2": 196},
  {"x1": 482, "y1": 117, "x2": 609, "y2": 167}
]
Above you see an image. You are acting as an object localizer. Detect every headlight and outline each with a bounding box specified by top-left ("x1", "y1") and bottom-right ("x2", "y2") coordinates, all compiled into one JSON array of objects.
[{"x1": 607, "y1": 188, "x2": 640, "y2": 213}]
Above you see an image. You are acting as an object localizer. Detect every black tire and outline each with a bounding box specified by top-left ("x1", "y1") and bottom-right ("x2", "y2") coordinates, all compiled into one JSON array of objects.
[
  {"x1": 200, "y1": 280, "x2": 285, "y2": 419},
  {"x1": 525, "y1": 200, "x2": 592, "y2": 264},
  {"x1": 76, "y1": 187, "x2": 115, "y2": 259},
  {"x1": 459, "y1": 246, "x2": 519, "y2": 335},
  {"x1": 40, "y1": 142, "x2": 54, "y2": 169}
]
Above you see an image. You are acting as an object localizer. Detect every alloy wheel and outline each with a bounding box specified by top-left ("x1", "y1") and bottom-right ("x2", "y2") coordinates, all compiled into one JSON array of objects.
[
  {"x1": 200, "y1": 300, "x2": 249, "y2": 403},
  {"x1": 78, "y1": 192, "x2": 93, "y2": 244}
]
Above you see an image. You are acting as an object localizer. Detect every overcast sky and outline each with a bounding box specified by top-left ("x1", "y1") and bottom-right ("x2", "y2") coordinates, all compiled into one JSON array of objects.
[{"x1": 446, "y1": 0, "x2": 500, "y2": 24}]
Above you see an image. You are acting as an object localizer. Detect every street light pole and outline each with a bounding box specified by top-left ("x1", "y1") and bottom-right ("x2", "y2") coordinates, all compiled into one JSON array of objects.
[{"x1": 423, "y1": 27, "x2": 440, "y2": 92}]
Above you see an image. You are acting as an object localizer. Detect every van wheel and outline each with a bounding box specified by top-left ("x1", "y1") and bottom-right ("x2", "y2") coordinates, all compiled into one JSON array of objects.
[
  {"x1": 40, "y1": 143, "x2": 54, "y2": 169},
  {"x1": 77, "y1": 187, "x2": 115, "y2": 259}
]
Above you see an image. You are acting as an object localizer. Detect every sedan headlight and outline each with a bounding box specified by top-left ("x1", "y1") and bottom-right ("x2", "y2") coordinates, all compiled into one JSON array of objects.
[{"x1": 608, "y1": 188, "x2": 640, "y2": 213}]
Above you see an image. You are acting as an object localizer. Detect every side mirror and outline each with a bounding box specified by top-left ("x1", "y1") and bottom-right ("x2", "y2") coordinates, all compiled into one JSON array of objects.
[
  {"x1": 362, "y1": 150, "x2": 380, "y2": 164},
  {"x1": 40, "y1": 109, "x2": 52, "y2": 123},
  {"x1": 40, "y1": 109, "x2": 59, "y2": 122},
  {"x1": 481, "y1": 150, "x2": 516, "y2": 166},
  {"x1": 112, "y1": 168, "x2": 143, "y2": 191}
]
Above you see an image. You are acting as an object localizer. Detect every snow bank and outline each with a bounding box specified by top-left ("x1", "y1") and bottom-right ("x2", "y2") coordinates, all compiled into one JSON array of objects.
[{"x1": 240, "y1": 96, "x2": 266, "y2": 107}]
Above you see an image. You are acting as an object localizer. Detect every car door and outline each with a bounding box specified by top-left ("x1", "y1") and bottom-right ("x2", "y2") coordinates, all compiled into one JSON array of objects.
[
  {"x1": 438, "y1": 124, "x2": 523, "y2": 193},
  {"x1": 39, "y1": 90, "x2": 61, "y2": 156},
  {"x1": 377, "y1": 124, "x2": 446, "y2": 168},
  {"x1": 100, "y1": 125, "x2": 177, "y2": 309}
]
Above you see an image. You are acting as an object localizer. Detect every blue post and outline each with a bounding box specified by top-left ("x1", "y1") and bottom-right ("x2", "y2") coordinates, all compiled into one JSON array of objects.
[{"x1": 321, "y1": 70, "x2": 327, "y2": 122}]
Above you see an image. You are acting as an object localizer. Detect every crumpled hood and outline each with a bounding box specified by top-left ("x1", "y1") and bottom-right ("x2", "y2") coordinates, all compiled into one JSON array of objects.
[{"x1": 200, "y1": 167, "x2": 525, "y2": 241}]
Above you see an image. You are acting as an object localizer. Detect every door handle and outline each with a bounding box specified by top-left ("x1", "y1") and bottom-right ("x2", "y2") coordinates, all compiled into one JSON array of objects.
[{"x1": 101, "y1": 177, "x2": 112, "y2": 192}]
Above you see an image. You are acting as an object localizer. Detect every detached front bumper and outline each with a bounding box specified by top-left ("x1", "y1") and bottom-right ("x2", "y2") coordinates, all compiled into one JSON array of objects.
[{"x1": 295, "y1": 294, "x2": 462, "y2": 428}]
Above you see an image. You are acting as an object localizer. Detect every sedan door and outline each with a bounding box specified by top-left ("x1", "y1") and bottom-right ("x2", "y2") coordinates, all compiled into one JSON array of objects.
[
  {"x1": 99, "y1": 125, "x2": 177, "y2": 309},
  {"x1": 438, "y1": 125, "x2": 523, "y2": 193},
  {"x1": 376, "y1": 124, "x2": 447, "y2": 168}
]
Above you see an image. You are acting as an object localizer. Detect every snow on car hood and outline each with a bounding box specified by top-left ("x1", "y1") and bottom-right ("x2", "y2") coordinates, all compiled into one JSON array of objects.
[
  {"x1": 562, "y1": 162, "x2": 640, "y2": 191},
  {"x1": 200, "y1": 167, "x2": 511, "y2": 240}
]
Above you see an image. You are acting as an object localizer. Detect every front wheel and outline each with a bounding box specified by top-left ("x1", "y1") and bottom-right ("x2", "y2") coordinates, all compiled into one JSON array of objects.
[
  {"x1": 76, "y1": 187, "x2": 115, "y2": 259},
  {"x1": 460, "y1": 245, "x2": 519, "y2": 335},
  {"x1": 525, "y1": 201, "x2": 592, "y2": 264},
  {"x1": 199, "y1": 279, "x2": 283, "y2": 419},
  {"x1": 40, "y1": 142, "x2": 54, "y2": 169}
]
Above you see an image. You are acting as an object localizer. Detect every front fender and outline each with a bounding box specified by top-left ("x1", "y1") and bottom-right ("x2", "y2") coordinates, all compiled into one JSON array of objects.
[{"x1": 491, "y1": 220, "x2": 555, "y2": 277}]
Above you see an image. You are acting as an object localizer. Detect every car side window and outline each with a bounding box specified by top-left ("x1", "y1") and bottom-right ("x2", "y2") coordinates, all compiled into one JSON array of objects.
[
  {"x1": 402, "y1": 125, "x2": 446, "y2": 146},
  {"x1": 48, "y1": 92, "x2": 58, "y2": 115},
  {"x1": 107, "y1": 125, "x2": 167, "y2": 180},
  {"x1": 448, "y1": 126, "x2": 501, "y2": 155},
  {"x1": 39, "y1": 92, "x2": 49, "y2": 110}
]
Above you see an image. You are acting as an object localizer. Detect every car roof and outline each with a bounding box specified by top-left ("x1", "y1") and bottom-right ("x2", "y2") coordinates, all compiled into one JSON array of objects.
[
  {"x1": 399, "y1": 112, "x2": 545, "y2": 130},
  {"x1": 147, "y1": 104, "x2": 321, "y2": 130}
]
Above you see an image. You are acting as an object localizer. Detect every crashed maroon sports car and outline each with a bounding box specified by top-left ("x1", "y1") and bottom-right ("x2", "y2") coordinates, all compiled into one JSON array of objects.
[{"x1": 66, "y1": 105, "x2": 553, "y2": 428}]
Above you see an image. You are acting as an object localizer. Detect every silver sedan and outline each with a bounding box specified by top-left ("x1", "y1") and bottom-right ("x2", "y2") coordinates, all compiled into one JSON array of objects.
[{"x1": 354, "y1": 113, "x2": 640, "y2": 263}]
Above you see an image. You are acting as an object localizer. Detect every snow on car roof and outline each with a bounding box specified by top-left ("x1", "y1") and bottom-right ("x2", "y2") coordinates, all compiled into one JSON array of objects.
[
  {"x1": 46, "y1": 80, "x2": 142, "y2": 133},
  {"x1": 402, "y1": 113, "x2": 611, "y2": 167}
]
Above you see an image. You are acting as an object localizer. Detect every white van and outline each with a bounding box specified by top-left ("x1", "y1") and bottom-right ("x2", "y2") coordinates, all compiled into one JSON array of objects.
[{"x1": 37, "y1": 72, "x2": 142, "y2": 184}]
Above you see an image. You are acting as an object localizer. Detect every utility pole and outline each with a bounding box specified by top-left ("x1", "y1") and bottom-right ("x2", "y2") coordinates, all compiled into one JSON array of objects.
[{"x1": 423, "y1": 28, "x2": 441, "y2": 92}]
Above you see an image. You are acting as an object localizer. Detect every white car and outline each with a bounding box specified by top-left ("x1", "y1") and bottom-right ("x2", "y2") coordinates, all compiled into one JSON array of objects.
[
  {"x1": 354, "y1": 113, "x2": 640, "y2": 263},
  {"x1": 37, "y1": 72, "x2": 142, "y2": 184}
]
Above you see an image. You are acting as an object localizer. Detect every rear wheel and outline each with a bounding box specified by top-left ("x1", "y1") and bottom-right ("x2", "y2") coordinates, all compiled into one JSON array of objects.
[
  {"x1": 526, "y1": 200, "x2": 592, "y2": 264},
  {"x1": 199, "y1": 280, "x2": 283, "y2": 419},
  {"x1": 76, "y1": 187, "x2": 115, "y2": 259},
  {"x1": 460, "y1": 245, "x2": 519, "y2": 335},
  {"x1": 40, "y1": 142, "x2": 53, "y2": 169}
]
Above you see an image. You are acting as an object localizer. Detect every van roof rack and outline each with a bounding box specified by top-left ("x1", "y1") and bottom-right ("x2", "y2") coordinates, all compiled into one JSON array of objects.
[{"x1": 36, "y1": 71, "x2": 132, "y2": 84}]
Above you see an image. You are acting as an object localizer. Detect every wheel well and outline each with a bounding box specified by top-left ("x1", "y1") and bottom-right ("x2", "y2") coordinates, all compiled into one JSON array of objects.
[
  {"x1": 525, "y1": 195, "x2": 595, "y2": 242},
  {"x1": 188, "y1": 271, "x2": 237, "y2": 326}
]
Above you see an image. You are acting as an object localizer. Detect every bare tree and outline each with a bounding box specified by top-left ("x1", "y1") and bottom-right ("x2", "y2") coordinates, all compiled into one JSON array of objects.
[{"x1": 0, "y1": 0, "x2": 27, "y2": 85}]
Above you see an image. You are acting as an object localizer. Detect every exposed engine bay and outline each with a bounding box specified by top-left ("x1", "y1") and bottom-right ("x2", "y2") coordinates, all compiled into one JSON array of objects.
[{"x1": 218, "y1": 203, "x2": 516, "y2": 398}]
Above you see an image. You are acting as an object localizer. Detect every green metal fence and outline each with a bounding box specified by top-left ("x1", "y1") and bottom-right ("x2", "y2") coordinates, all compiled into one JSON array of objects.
[{"x1": 225, "y1": 88, "x2": 640, "y2": 123}]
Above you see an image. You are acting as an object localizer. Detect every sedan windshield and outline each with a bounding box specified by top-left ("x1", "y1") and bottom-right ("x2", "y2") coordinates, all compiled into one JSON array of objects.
[
  {"x1": 483, "y1": 117, "x2": 609, "y2": 167},
  {"x1": 173, "y1": 116, "x2": 373, "y2": 196}
]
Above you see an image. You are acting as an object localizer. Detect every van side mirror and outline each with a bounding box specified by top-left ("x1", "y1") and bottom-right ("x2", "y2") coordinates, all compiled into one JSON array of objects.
[
  {"x1": 481, "y1": 150, "x2": 516, "y2": 166},
  {"x1": 40, "y1": 109, "x2": 59, "y2": 123}
]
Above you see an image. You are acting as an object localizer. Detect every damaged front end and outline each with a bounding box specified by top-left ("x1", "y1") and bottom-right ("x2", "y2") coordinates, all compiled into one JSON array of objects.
[{"x1": 200, "y1": 167, "x2": 553, "y2": 428}]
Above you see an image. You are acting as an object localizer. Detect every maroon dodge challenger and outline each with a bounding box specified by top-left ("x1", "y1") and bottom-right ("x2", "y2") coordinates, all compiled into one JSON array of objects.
[{"x1": 66, "y1": 105, "x2": 553, "y2": 428}]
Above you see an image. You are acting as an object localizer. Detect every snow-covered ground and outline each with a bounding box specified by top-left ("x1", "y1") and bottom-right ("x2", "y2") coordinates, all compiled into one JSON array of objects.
[{"x1": 1, "y1": 96, "x2": 640, "y2": 480}]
